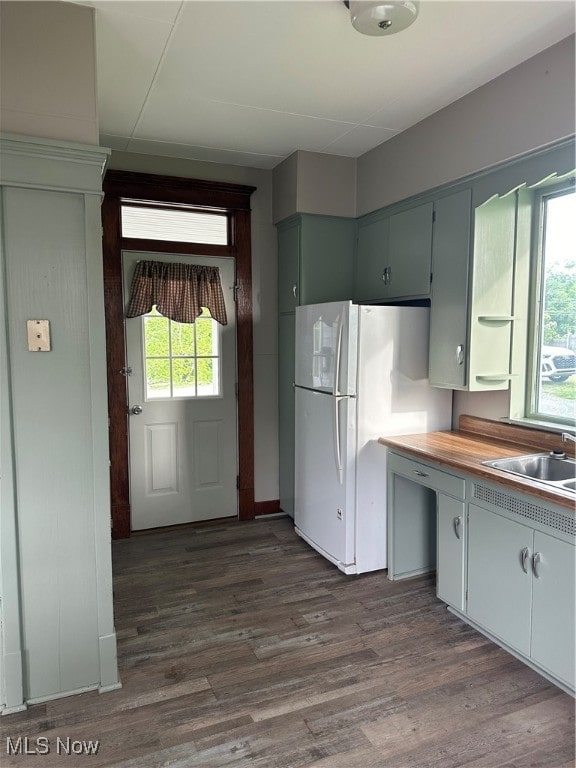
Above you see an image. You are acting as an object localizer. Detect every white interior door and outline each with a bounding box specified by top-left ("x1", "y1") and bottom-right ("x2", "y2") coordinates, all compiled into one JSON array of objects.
[{"x1": 123, "y1": 251, "x2": 237, "y2": 530}]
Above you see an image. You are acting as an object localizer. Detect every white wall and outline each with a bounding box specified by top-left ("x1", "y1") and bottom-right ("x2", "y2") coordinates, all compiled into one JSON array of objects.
[
  {"x1": 0, "y1": 1, "x2": 98, "y2": 144},
  {"x1": 357, "y1": 34, "x2": 575, "y2": 216},
  {"x1": 107, "y1": 150, "x2": 279, "y2": 503}
]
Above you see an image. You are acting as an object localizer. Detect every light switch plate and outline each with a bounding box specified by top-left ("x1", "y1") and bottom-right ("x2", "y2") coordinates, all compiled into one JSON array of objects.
[{"x1": 27, "y1": 320, "x2": 51, "y2": 352}]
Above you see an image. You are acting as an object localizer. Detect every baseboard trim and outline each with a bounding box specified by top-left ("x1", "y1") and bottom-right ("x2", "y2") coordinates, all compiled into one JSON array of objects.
[{"x1": 254, "y1": 499, "x2": 280, "y2": 516}]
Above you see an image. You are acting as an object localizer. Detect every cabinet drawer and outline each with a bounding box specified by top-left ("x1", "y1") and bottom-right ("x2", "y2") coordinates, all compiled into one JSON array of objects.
[{"x1": 388, "y1": 453, "x2": 465, "y2": 498}]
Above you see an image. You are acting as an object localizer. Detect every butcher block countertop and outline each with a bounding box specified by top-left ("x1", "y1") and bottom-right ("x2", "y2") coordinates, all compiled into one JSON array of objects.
[{"x1": 379, "y1": 415, "x2": 575, "y2": 511}]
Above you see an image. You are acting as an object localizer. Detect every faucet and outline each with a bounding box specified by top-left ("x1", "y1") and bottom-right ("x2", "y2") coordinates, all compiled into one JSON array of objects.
[{"x1": 550, "y1": 433, "x2": 576, "y2": 458}]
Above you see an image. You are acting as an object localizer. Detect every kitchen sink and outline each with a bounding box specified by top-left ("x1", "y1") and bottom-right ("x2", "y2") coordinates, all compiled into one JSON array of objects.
[{"x1": 482, "y1": 453, "x2": 576, "y2": 491}]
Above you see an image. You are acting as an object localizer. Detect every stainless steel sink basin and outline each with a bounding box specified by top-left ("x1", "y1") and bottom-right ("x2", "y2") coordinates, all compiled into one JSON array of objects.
[{"x1": 482, "y1": 453, "x2": 576, "y2": 492}]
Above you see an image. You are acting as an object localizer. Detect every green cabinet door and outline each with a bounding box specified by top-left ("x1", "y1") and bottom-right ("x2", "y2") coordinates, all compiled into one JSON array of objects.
[
  {"x1": 467, "y1": 504, "x2": 532, "y2": 655},
  {"x1": 531, "y1": 531, "x2": 575, "y2": 688},
  {"x1": 277, "y1": 214, "x2": 354, "y2": 517},
  {"x1": 354, "y1": 215, "x2": 389, "y2": 302},
  {"x1": 429, "y1": 190, "x2": 471, "y2": 388},
  {"x1": 436, "y1": 494, "x2": 466, "y2": 611},
  {"x1": 355, "y1": 202, "x2": 432, "y2": 302},
  {"x1": 386, "y1": 202, "x2": 433, "y2": 299},
  {"x1": 278, "y1": 313, "x2": 295, "y2": 516},
  {"x1": 278, "y1": 215, "x2": 355, "y2": 310},
  {"x1": 278, "y1": 219, "x2": 300, "y2": 313},
  {"x1": 299, "y1": 215, "x2": 355, "y2": 305}
]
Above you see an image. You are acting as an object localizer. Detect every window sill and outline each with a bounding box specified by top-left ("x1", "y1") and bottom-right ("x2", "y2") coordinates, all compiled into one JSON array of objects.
[{"x1": 502, "y1": 417, "x2": 574, "y2": 435}]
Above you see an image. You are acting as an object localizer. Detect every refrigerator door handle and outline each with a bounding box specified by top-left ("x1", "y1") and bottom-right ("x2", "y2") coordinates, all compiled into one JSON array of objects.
[
  {"x1": 333, "y1": 396, "x2": 344, "y2": 485},
  {"x1": 333, "y1": 312, "x2": 344, "y2": 396}
]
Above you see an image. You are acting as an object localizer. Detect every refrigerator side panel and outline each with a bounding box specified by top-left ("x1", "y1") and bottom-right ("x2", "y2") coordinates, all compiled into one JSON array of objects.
[
  {"x1": 354, "y1": 306, "x2": 452, "y2": 573},
  {"x1": 357, "y1": 306, "x2": 452, "y2": 436},
  {"x1": 294, "y1": 388, "x2": 356, "y2": 570}
]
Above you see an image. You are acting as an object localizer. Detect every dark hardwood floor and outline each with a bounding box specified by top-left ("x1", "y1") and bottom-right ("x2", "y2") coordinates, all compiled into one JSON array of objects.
[{"x1": 2, "y1": 517, "x2": 574, "y2": 767}]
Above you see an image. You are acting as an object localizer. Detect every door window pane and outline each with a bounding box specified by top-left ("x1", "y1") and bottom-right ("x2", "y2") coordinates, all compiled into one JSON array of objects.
[
  {"x1": 146, "y1": 359, "x2": 171, "y2": 399},
  {"x1": 197, "y1": 358, "x2": 216, "y2": 396},
  {"x1": 172, "y1": 358, "x2": 196, "y2": 397},
  {"x1": 142, "y1": 307, "x2": 221, "y2": 399},
  {"x1": 144, "y1": 313, "x2": 170, "y2": 358},
  {"x1": 171, "y1": 321, "x2": 195, "y2": 357},
  {"x1": 196, "y1": 312, "x2": 218, "y2": 356}
]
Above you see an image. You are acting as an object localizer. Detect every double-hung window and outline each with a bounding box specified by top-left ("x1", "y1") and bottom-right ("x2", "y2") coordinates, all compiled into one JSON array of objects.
[{"x1": 524, "y1": 179, "x2": 576, "y2": 427}]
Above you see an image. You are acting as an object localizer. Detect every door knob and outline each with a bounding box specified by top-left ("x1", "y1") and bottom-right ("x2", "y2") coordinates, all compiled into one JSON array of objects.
[{"x1": 129, "y1": 405, "x2": 143, "y2": 415}]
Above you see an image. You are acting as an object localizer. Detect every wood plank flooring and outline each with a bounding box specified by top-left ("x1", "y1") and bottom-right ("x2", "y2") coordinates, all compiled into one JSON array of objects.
[{"x1": 2, "y1": 517, "x2": 574, "y2": 767}]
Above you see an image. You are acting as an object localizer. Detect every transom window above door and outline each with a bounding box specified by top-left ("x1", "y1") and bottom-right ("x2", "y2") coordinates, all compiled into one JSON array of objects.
[
  {"x1": 121, "y1": 204, "x2": 228, "y2": 245},
  {"x1": 143, "y1": 307, "x2": 221, "y2": 399}
]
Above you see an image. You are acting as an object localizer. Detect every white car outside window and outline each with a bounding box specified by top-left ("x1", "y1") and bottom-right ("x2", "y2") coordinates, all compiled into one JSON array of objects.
[{"x1": 541, "y1": 345, "x2": 576, "y2": 383}]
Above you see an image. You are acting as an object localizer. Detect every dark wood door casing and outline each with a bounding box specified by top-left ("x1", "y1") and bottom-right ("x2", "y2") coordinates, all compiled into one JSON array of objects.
[{"x1": 102, "y1": 171, "x2": 256, "y2": 538}]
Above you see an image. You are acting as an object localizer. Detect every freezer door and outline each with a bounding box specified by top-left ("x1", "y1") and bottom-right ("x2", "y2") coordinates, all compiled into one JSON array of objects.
[
  {"x1": 294, "y1": 387, "x2": 356, "y2": 569},
  {"x1": 295, "y1": 301, "x2": 358, "y2": 395}
]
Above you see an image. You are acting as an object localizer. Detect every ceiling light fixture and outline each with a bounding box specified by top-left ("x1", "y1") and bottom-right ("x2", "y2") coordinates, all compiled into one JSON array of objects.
[{"x1": 346, "y1": 1, "x2": 419, "y2": 36}]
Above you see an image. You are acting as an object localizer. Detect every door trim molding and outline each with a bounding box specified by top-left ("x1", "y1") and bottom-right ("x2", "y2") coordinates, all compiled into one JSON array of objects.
[{"x1": 102, "y1": 170, "x2": 256, "y2": 538}]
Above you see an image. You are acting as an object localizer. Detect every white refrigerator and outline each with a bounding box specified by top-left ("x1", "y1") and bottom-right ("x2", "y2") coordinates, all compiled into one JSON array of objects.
[{"x1": 294, "y1": 301, "x2": 452, "y2": 575}]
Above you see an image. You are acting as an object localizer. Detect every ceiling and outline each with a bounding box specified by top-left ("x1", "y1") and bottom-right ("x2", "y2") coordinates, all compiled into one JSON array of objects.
[{"x1": 79, "y1": 0, "x2": 575, "y2": 170}]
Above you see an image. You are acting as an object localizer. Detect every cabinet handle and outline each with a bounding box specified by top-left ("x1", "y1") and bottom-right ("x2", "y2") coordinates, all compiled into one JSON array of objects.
[
  {"x1": 292, "y1": 284, "x2": 297, "y2": 299},
  {"x1": 456, "y1": 345, "x2": 464, "y2": 365},
  {"x1": 413, "y1": 469, "x2": 429, "y2": 478},
  {"x1": 453, "y1": 516, "x2": 462, "y2": 540},
  {"x1": 520, "y1": 547, "x2": 531, "y2": 574},
  {"x1": 532, "y1": 551, "x2": 542, "y2": 579}
]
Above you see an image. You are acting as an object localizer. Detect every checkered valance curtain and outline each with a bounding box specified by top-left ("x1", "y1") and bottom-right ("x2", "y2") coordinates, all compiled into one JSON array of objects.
[{"x1": 126, "y1": 260, "x2": 228, "y2": 325}]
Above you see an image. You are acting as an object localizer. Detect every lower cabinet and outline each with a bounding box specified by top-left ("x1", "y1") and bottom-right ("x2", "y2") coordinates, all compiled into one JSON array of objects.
[
  {"x1": 467, "y1": 504, "x2": 532, "y2": 656},
  {"x1": 468, "y1": 504, "x2": 575, "y2": 687},
  {"x1": 527, "y1": 531, "x2": 575, "y2": 687},
  {"x1": 386, "y1": 449, "x2": 575, "y2": 694},
  {"x1": 387, "y1": 452, "x2": 464, "y2": 581},
  {"x1": 436, "y1": 494, "x2": 466, "y2": 612}
]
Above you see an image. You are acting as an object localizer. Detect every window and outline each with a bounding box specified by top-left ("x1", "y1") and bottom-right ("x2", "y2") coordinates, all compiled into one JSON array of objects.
[
  {"x1": 121, "y1": 205, "x2": 228, "y2": 245},
  {"x1": 143, "y1": 307, "x2": 221, "y2": 399},
  {"x1": 527, "y1": 181, "x2": 576, "y2": 425}
]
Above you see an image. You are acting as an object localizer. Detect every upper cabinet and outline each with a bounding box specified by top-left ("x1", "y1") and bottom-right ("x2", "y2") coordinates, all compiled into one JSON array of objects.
[
  {"x1": 277, "y1": 213, "x2": 355, "y2": 517},
  {"x1": 429, "y1": 189, "x2": 517, "y2": 390},
  {"x1": 278, "y1": 214, "x2": 356, "y2": 312},
  {"x1": 387, "y1": 202, "x2": 434, "y2": 298},
  {"x1": 354, "y1": 215, "x2": 389, "y2": 301},
  {"x1": 355, "y1": 202, "x2": 433, "y2": 302},
  {"x1": 278, "y1": 218, "x2": 300, "y2": 313},
  {"x1": 429, "y1": 189, "x2": 471, "y2": 389}
]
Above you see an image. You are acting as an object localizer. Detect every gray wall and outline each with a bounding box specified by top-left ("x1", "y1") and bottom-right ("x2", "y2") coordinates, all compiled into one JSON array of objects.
[
  {"x1": 0, "y1": 2, "x2": 116, "y2": 710},
  {"x1": 357, "y1": 34, "x2": 575, "y2": 216},
  {"x1": 0, "y1": 1, "x2": 98, "y2": 144},
  {"x1": 273, "y1": 150, "x2": 356, "y2": 222},
  {"x1": 107, "y1": 151, "x2": 279, "y2": 503},
  {"x1": 356, "y1": 34, "x2": 575, "y2": 425}
]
